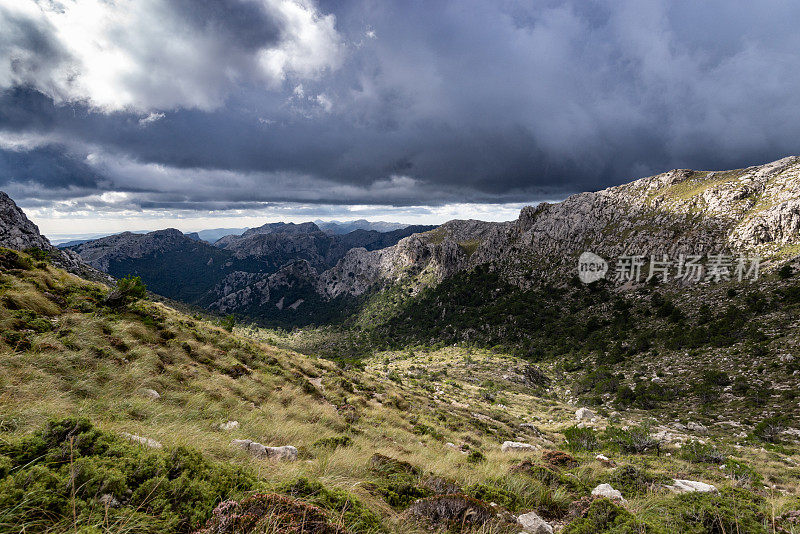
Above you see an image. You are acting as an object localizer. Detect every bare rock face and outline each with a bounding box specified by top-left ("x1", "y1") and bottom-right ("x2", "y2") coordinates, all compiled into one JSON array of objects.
[
  {"x1": 0, "y1": 192, "x2": 52, "y2": 251},
  {"x1": 69, "y1": 228, "x2": 190, "y2": 272},
  {"x1": 209, "y1": 260, "x2": 318, "y2": 313},
  {"x1": 0, "y1": 191, "x2": 111, "y2": 283},
  {"x1": 313, "y1": 156, "x2": 800, "y2": 299}
]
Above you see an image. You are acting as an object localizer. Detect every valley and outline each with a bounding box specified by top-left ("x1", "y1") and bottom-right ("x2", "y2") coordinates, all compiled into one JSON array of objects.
[{"x1": 1, "y1": 158, "x2": 800, "y2": 533}]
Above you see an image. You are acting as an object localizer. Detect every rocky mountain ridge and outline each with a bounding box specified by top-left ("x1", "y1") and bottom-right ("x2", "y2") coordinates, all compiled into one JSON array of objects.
[
  {"x1": 65, "y1": 218, "x2": 434, "y2": 318},
  {"x1": 308, "y1": 156, "x2": 800, "y2": 299}
]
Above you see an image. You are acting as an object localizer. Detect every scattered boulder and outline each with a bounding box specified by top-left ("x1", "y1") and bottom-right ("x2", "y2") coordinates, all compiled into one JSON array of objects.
[
  {"x1": 140, "y1": 388, "x2": 161, "y2": 400},
  {"x1": 591, "y1": 484, "x2": 626, "y2": 503},
  {"x1": 120, "y1": 432, "x2": 162, "y2": 449},
  {"x1": 501, "y1": 441, "x2": 537, "y2": 453},
  {"x1": 687, "y1": 421, "x2": 708, "y2": 435},
  {"x1": 231, "y1": 439, "x2": 298, "y2": 461},
  {"x1": 575, "y1": 408, "x2": 594, "y2": 421},
  {"x1": 667, "y1": 479, "x2": 718, "y2": 494},
  {"x1": 518, "y1": 511, "x2": 553, "y2": 534},
  {"x1": 219, "y1": 420, "x2": 240, "y2": 431},
  {"x1": 407, "y1": 495, "x2": 495, "y2": 526}
]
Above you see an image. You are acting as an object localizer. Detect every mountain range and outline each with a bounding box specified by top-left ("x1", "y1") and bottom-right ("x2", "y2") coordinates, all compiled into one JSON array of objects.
[
  {"x1": 50, "y1": 157, "x2": 800, "y2": 328},
  {"x1": 2, "y1": 158, "x2": 800, "y2": 533},
  {"x1": 64, "y1": 220, "x2": 434, "y2": 323}
]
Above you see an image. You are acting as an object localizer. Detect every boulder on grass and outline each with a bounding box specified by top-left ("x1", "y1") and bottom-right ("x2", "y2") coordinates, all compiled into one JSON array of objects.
[
  {"x1": 591, "y1": 483, "x2": 626, "y2": 503},
  {"x1": 517, "y1": 511, "x2": 553, "y2": 534},
  {"x1": 667, "y1": 479, "x2": 718, "y2": 494},
  {"x1": 231, "y1": 439, "x2": 298, "y2": 461},
  {"x1": 501, "y1": 441, "x2": 537, "y2": 453}
]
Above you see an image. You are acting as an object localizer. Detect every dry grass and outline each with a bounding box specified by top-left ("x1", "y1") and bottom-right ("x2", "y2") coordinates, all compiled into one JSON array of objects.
[{"x1": 1, "y1": 255, "x2": 798, "y2": 533}]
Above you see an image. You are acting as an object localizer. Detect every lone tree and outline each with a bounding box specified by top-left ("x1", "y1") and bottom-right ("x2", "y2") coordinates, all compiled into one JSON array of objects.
[{"x1": 105, "y1": 275, "x2": 147, "y2": 307}]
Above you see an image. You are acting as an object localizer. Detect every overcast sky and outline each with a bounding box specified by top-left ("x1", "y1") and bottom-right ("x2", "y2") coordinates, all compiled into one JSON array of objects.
[{"x1": 2, "y1": 0, "x2": 800, "y2": 236}]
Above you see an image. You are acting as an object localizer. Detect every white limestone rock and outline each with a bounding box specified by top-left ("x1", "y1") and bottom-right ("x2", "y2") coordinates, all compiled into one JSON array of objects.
[
  {"x1": 517, "y1": 511, "x2": 553, "y2": 534},
  {"x1": 591, "y1": 483, "x2": 626, "y2": 503}
]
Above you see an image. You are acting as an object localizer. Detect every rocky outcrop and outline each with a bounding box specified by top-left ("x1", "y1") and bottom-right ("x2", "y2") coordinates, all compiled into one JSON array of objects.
[
  {"x1": 313, "y1": 156, "x2": 800, "y2": 299},
  {"x1": 407, "y1": 495, "x2": 495, "y2": 526},
  {"x1": 209, "y1": 260, "x2": 318, "y2": 313},
  {"x1": 0, "y1": 191, "x2": 111, "y2": 283},
  {"x1": 69, "y1": 228, "x2": 193, "y2": 272},
  {"x1": 0, "y1": 192, "x2": 52, "y2": 251}
]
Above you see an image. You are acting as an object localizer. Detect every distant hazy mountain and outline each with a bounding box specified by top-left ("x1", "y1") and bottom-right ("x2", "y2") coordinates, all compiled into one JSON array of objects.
[
  {"x1": 52, "y1": 228, "x2": 247, "y2": 247},
  {"x1": 314, "y1": 219, "x2": 409, "y2": 235},
  {"x1": 194, "y1": 228, "x2": 247, "y2": 243},
  {"x1": 53, "y1": 231, "x2": 149, "y2": 247}
]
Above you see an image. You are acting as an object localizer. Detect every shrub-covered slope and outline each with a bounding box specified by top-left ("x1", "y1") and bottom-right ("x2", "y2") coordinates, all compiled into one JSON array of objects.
[{"x1": 1, "y1": 248, "x2": 798, "y2": 533}]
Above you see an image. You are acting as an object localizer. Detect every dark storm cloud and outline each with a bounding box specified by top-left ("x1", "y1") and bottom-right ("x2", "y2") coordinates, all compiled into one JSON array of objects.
[
  {"x1": 171, "y1": 0, "x2": 282, "y2": 50},
  {"x1": 0, "y1": 146, "x2": 107, "y2": 192},
  {"x1": 2, "y1": 0, "x2": 800, "y2": 213}
]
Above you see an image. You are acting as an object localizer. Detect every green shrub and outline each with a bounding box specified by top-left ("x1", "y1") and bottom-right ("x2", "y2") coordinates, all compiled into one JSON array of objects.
[
  {"x1": 0, "y1": 418, "x2": 255, "y2": 533},
  {"x1": 282, "y1": 478, "x2": 384, "y2": 533},
  {"x1": 467, "y1": 483, "x2": 519, "y2": 510},
  {"x1": 562, "y1": 498, "x2": 662, "y2": 533},
  {"x1": 380, "y1": 483, "x2": 430, "y2": 509},
  {"x1": 412, "y1": 423, "x2": 443, "y2": 440},
  {"x1": 221, "y1": 314, "x2": 236, "y2": 332},
  {"x1": 106, "y1": 275, "x2": 147, "y2": 307},
  {"x1": 608, "y1": 465, "x2": 668, "y2": 498},
  {"x1": 752, "y1": 416, "x2": 788, "y2": 443},
  {"x1": 563, "y1": 426, "x2": 599, "y2": 451},
  {"x1": 659, "y1": 487, "x2": 767, "y2": 534},
  {"x1": 778, "y1": 264, "x2": 793, "y2": 279},
  {"x1": 24, "y1": 247, "x2": 52, "y2": 263},
  {"x1": 680, "y1": 440, "x2": 727, "y2": 464},
  {"x1": 0, "y1": 248, "x2": 34, "y2": 270},
  {"x1": 603, "y1": 425, "x2": 660, "y2": 454},
  {"x1": 723, "y1": 459, "x2": 763, "y2": 488},
  {"x1": 466, "y1": 450, "x2": 485, "y2": 463}
]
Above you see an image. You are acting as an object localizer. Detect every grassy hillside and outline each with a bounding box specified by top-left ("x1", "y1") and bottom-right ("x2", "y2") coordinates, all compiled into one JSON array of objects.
[{"x1": 1, "y1": 248, "x2": 799, "y2": 533}]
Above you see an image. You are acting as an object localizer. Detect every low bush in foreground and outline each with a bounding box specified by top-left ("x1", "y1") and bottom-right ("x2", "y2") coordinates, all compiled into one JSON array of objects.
[{"x1": 0, "y1": 418, "x2": 255, "y2": 533}]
